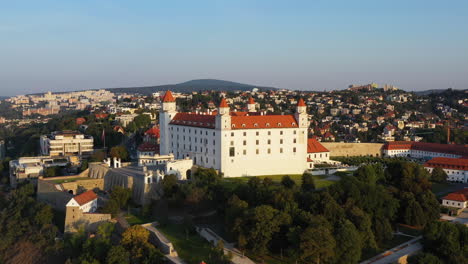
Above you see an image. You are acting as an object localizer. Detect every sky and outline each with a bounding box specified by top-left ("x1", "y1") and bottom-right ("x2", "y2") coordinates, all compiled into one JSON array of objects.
[{"x1": 1, "y1": 0, "x2": 468, "y2": 96}]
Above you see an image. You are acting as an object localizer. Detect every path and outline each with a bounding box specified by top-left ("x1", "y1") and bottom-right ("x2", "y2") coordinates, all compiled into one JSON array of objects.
[{"x1": 360, "y1": 236, "x2": 422, "y2": 264}]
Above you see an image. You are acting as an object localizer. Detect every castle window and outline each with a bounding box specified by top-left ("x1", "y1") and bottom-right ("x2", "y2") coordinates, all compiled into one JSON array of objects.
[
  {"x1": 256, "y1": 140, "x2": 259, "y2": 145},
  {"x1": 242, "y1": 124, "x2": 246, "y2": 128},
  {"x1": 256, "y1": 149, "x2": 259, "y2": 154},
  {"x1": 293, "y1": 138, "x2": 296, "y2": 143},
  {"x1": 231, "y1": 141, "x2": 234, "y2": 146},
  {"x1": 243, "y1": 140, "x2": 246, "y2": 146},
  {"x1": 254, "y1": 123, "x2": 258, "y2": 127},
  {"x1": 277, "y1": 123, "x2": 282, "y2": 127},
  {"x1": 293, "y1": 147, "x2": 296, "y2": 153},
  {"x1": 268, "y1": 139, "x2": 271, "y2": 144},
  {"x1": 256, "y1": 131, "x2": 259, "y2": 136},
  {"x1": 280, "y1": 139, "x2": 283, "y2": 144},
  {"x1": 243, "y1": 149, "x2": 247, "y2": 155},
  {"x1": 280, "y1": 131, "x2": 283, "y2": 135},
  {"x1": 231, "y1": 132, "x2": 234, "y2": 136},
  {"x1": 280, "y1": 148, "x2": 283, "y2": 153},
  {"x1": 294, "y1": 130, "x2": 297, "y2": 134},
  {"x1": 266, "y1": 123, "x2": 270, "y2": 127},
  {"x1": 229, "y1": 147, "x2": 235, "y2": 157},
  {"x1": 243, "y1": 132, "x2": 247, "y2": 136},
  {"x1": 232, "y1": 124, "x2": 236, "y2": 128},
  {"x1": 268, "y1": 148, "x2": 271, "y2": 154},
  {"x1": 268, "y1": 131, "x2": 271, "y2": 135}
]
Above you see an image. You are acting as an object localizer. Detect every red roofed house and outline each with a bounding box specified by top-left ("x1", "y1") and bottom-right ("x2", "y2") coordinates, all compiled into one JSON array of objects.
[
  {"x1": 383, "y1": 141, "x2": 467, "y2": 159},
  {"x1": 424, "y1": 157, "x2": 468, "y2": 183},
  {"x1": 144, "y1": 126, "x2": 160, "y2": 144},
  {"x1": 159, "y1": 91, "x2": 309, "y2": 177},
  {"x1": 65, "y1": 190, "x2": 111, "y2": 233},
  {"x1": 306, "y1": 138, "x2": 330, "y2": 169},
  {"x1": 442, "y1": 188, "x2": 468, "y2": 211}
]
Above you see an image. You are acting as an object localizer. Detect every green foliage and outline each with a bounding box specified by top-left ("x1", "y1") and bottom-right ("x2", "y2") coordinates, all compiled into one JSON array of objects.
[
  {"x1": 298, "y1": 225, "x2": 336, "y2": 264},
  {"x1": 161, "y1": 174, "x2": 178, "y2": 198},
  {"x1": 301, "y1": 172, "x2": 315, "y2": 192},
  {"x1": 422, "y1": 221, "x2": 468, "y2": 263},
  {"x1": 44, "y1": 166, "x2": 61, "y2": 177},
  {"x1": 431, "y1": 167, "x2": 448, "y2": 183},
  {"x1": 0, "y1": 184, "x2": 60, "y2": 263},
  {"x1": 407, "y1": 253, "x2": 443, "y2": 264},
  {"x1": 281, "y1": 175, "x2": 295, "y2": 189},
  {"x1": 110, "y1": 145, "x2": 129, "y2": 161}
]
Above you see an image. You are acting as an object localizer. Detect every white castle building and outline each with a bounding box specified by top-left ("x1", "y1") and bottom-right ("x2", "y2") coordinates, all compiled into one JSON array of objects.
[{"x1": 159, "y1": 91, "x2": 309, "y2": 177}]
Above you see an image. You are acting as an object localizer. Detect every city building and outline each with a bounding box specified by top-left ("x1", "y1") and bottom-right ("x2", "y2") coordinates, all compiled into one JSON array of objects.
[
  {"x1": 9, "y1": 156, "x2": 72, "y2": 187},
  {"x1": 40, "y1": 131, "x2": 94, "y2": 156},
  {"x1": 383, "y1": 141, "x2": 467, "y2": 159},
  {"x1": 424, "y1": 157, "x2": 468, "y2": 183},
  {"x1": 159, "y1": 91, "x2": 309, "y2": 177}
]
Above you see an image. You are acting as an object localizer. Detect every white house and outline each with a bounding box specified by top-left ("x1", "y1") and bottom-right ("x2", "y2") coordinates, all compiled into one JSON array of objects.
[
  {"x1": 424, "y1": 157, "x2": 468, "y2": 183},
  {"x1": 306, "y1": 138, "x2": 330, "y2": 169},
  {"x1": 441, "y1": 189, "x2": 468, "y2": 209},
  {"x1": 159, "y1": 91, "x2": 309, "y2": 177},
  {"x1": 383, "y1": 141, "x2": 467, "y2": 159},
  {"x1": 40, "y1": 131, "x2": 94, "y2": 156},
  {"x1": 66, "y1": 190, "x2": 98, "y2": 213}
]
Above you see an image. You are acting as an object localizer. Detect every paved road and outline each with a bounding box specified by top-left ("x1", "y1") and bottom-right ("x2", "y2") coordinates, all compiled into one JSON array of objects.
[{"x1": 360, "y1": 236, "x2": 422, "y2": 264}]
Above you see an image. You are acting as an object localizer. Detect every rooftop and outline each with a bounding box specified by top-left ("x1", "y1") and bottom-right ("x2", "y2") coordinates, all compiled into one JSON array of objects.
[{"x1": 73, "y1": 190, "x2": 97, "y2": 206}]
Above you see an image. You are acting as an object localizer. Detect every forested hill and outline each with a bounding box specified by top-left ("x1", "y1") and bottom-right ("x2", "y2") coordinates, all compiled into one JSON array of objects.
[{"x1": 107, "y1": 79, "x2": 279, "y2": 95}]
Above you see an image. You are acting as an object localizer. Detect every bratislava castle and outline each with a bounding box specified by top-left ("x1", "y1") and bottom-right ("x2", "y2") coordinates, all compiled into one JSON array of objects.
[{"x1": 159, "y1": 91, "x2": 309, "y2": 177}]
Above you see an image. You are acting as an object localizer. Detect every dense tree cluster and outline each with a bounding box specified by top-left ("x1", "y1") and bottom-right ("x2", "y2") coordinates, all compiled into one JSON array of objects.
[
  {"x1": 0, "y1": 184, "x2": 60, "y2": 264},
  {"x1": 184, "y1": 161, "x2": 441, "y2": 263},
  {"x1": 409, "y1": 221, "x2": 468, "y2": 264}
]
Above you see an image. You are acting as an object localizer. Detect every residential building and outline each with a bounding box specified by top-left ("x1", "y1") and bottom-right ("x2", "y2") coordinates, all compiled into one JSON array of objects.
[
  {"x1": 40, "y1": 131, "x2": 94, "y2": 156},
  {"x1": 441, "y1": 189, "x2": 468, "y2": 209},
  {"x1": 424, "y1": 157, "x2": 468, "y2": 183},
  {"x1": 383, "y1": 141, "x2": 467, "y2": 159}
]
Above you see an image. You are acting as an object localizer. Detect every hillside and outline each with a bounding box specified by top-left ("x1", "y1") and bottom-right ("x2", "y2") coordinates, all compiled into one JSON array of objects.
[{"x1": 107, "y1": 79, "x2": 279, "y2": 95}]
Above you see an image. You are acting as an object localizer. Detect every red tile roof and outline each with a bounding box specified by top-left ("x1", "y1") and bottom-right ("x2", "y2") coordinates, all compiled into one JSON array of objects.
[
  {"x1": 248, "y1": 97, "x2": 255, "y2": 104},
  {"x1": 219, "y1": 98, "x2": 229, "y2": 108},
  {"x1": 138, "y1": 142, "x2": 160, "y2": 152},
  {"x1": 424, "y1": 157, "x2": 468, "y2": 171},
  {"x1": 297, "y1": 98, "x2": 306, "y2": 107},
  {"x1": 443, "y1": 189, "x2": 468, "y2": 202},
  {"x1": 145, "y1": 127, "x2": 160, "y2": 138},
  {"x1": 73, "y1": 190, "x2": 97, "y2": 206},
  {"x1": 231, "y1": 115, "x2": 297, "y2": 130},
  {"x1": 384, "y1": 141, "x2": 467, "y2": 157},
  {"x1": 76, "y1": 117, "x2": 86, "y2": 125},
  {"x1": 162, "y1": 90, "x2": 175, "y2": 102},
  {"x1": 170, "y1": 113, "x2": 216, "y2": 128},
  {"x1": 307, "y1": 138, "x2": 329, "y2": 153}
]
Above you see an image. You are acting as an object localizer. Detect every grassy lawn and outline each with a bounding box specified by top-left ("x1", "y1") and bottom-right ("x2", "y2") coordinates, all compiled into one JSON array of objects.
[
  {"x1": 51, "y1": 177, "x2": 87, "y2": 184},
  {"x1": 125, "y1": 213, "x2": 153, "y2": 226},
  {"x1": 157, "y1": 223, "x2": 213, "y2": 264},
  {"x1": 360, "y1": 234, "x2": 414, "y2": 261}
]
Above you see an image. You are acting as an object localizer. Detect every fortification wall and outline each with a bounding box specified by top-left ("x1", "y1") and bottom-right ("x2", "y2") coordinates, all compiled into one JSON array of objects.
[{"x1": 321, "y1": 142, "x2": 384, "y2": 157}]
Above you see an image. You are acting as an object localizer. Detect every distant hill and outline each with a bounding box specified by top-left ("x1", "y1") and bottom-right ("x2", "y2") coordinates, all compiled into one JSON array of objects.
[
  {"x1": 107, "y1": 79, "x2": 279, "y2": 95},
  {"x1": 0, "y1": 96, "x2": 10, "y2": 100},
  {"x1": 414, "y1": 88, "x2": 466, "y2": 96}
]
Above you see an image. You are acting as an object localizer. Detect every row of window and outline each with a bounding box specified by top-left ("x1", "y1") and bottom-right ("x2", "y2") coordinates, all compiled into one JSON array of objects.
[
  {"x1": 233, "y1": 138, "x2": 297, "y2": 146},
  {"x1": 231, "y1": 130, "x2": 300, "y2": 137},
  {"x1": 229, "y1": 147, "x2": 296, "y2": 157}
]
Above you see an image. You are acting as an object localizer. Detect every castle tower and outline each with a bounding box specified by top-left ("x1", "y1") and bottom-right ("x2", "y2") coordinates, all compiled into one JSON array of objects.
[
  {"x1": 295, "y1": 98, "x2": 308, "y2": 128},
  {"x1": 216, "y1": 98, "x2": 231, "y2": 130},
  {"x1": 247, "y1": 97, "x2": 256, "y2": 112},
  {"x1": 159, "y1": 91, "x2": 177, "y2": 155}
]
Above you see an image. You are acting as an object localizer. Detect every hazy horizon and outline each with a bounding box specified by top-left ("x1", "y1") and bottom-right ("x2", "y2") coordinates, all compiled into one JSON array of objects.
[{"x1": 1, "y1": 0, "x2": 467, "y2": 96}]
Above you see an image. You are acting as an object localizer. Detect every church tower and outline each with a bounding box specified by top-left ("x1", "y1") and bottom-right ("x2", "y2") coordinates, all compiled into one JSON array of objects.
[{"x1": 159, "y1": 90, "x2": 176, "y2": 155}]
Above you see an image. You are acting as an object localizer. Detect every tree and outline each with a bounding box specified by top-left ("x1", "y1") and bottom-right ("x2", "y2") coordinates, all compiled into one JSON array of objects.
[
  {"x1": 90, "y1": 150, "x2": 106, "y2": 162},
  {"x1": 299, "y1": 226, "x2": 336, "y2": 264},
  {"x1": 407, "y1": 253, "x2": 443, "y2": 264},
  {"x1": 431, "y1": 167, "x2": 447, "y2": 183},
  {"x1": 334, "y1": 219, "x2": 362, "y2": 264},
  {"x1": 110, "y1": 186, "x2": 132, "y2": 208},
  {"x1": 161, "y1": 174, "x2": 178, "y2": 198},
  {"x1": 106, "y1": 245, "x2": 130, "y2": 264},
  {"x1": 281, "y1": 175, "x2": 295, "y2": 189},
  {"x1": 235, "y1": 205, "x2": 291, "y2": 254},
  {"x1": 110, "y1": 146, "x2": 129, "y2": 161},
  {"x1": 301, "y1": 172, "x2": 315, "y2": 192}
]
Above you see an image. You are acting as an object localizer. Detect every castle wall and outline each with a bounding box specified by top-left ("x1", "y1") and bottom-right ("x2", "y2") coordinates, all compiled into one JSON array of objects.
[{"x1": 321, "y1": 142, "x2": 384, "y2": 157}]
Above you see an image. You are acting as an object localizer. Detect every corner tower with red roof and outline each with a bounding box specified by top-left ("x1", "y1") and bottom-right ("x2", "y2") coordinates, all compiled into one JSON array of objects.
[{"x1": 160, "y1": 91, "x2": 177, "y2": 155}]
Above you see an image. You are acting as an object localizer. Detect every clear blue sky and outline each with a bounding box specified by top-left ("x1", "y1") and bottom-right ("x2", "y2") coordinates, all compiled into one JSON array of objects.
[{"x1": 1, "y1": 0, "x2": 467, "y2": 95}]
